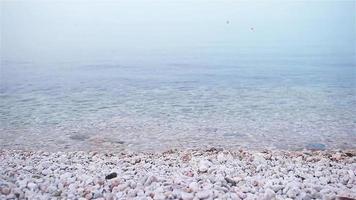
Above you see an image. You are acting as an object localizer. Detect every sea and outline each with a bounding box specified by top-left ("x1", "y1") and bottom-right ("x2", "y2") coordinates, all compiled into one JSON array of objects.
[{"x1": 0, "y1": 1, "x2": 355, "y2": 151}]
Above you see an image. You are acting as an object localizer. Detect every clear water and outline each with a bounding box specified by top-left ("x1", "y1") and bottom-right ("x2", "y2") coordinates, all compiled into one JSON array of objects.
[{"x1": 0, "y1": 1, "x2": 355, "y2": 151}]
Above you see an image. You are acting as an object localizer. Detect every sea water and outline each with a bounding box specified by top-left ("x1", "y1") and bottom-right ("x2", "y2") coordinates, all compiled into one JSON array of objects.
[{"x1": 0, "y1": 1, "x2": 355, "y2": 151}]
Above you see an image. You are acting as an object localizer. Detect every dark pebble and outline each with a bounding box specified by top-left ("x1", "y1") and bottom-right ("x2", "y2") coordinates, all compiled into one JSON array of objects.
[
  {"x1": 345, "y1": 152, "x2": 354, "y2": 157},
  {"x1": 105, "y1": 172, "x2": 117, "y2": 180},
  {"x1": 206, "y1": 147, "x2": 223, "y2": 152}
]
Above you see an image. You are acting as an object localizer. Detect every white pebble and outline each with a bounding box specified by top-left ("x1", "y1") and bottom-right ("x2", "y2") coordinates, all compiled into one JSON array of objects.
[
  {"x1": 196, "y1": 190, "x2": 211, "y2": 199},
  {"x1": 181, "y1": 192, "x2": 194, "y2": 200},
  {"x1": 189, "y1": 182, "x2": 199, "y2": 192}
]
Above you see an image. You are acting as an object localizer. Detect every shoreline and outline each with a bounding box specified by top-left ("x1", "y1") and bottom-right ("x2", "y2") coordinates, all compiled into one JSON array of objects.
[{"x1": 1, "y1": 148, "x2": 355, "y2": 199}]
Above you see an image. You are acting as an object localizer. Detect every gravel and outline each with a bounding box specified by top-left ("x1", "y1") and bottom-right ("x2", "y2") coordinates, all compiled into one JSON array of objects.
[{"x1": 0, "y1": 148, "x2": 355, "y2": 199}]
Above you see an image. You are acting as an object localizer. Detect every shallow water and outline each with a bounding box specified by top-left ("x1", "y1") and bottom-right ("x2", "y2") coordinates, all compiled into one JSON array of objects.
[{"x1": 0, "y1": 1, "x2": 355, "y2": 151}]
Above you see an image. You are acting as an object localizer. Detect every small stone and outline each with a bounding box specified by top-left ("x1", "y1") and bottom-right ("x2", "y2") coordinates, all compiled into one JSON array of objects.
[
  {"x1": 253, "y1": 153, "x2": 267, "y2": 165},
  {"x1": 109, "y1": 178, "x2": 120, "y2": 187},
  {"x1": 116, "y1": 183, "x2": 129, "y2": 191},
  {"x1": 105, "y1": 172, "x2": 118, "y2": 180},
  {"x1": 189, "y1": 182, "x2": 199, "y2": 192},
  {"x1": 332, "y1": 153, "x2": 343, "y2": 161},
  {"x1": 286, "y1": 188, "x2": 299, "y2": 199},
  {"x1": 225, "y1": 177, "x2": 237, "y2": 186},
  {"x1": 217, "y1": 153, "x2": 227, "y2": 163},
  {"x1": 345, "y1": 152, "x2": 354, "y2": 157},
  {"x1": 196, "y1": 190, "x2": 210, "y2": 199},
  {"x1": 27, "y1": 182, "x2": 37, "y2": 190},
  {"x1": 47, "y1": 185, "x2": 57, "y2": 193},
  {"x1": 39, "y1": 184, "x2": 48, "y2": 192},
  {"x1": 230, "y1": 193, "x2": 239, "y2": 200},
  {"x1": 206, "y1": 147, "x2": 223, "y2": 152},
  {"x1": 60, "y1": 172, "x2": 72, "y2": 180},
  {"x1": 42, "y1": 169, "x2": 51, "y2": 176},
  {"x1": 93, "y1": 190, "x2": 103, "y2": 199},
  {"x1": 184, "y1": 171, "x2": 194, "y2": 177},
  {"x1": 130, "y1": 158, "x2": 141, "y2": 165},
  {"x1": 198, "y1": 161, "x2": 209, "y2": 173},
  {"x1": 236, "y1": 191, "x2": 247, "y2": 199},
  {"x1": 299, "y1": 192, "x2": 312, "y2": 200},
  {"x1": 336, "y1": 197, "x2": 356, "y2": 200},
  {"x1": 145, "y1": 175, "x2": 158, "y2": 186},
  {"x1": 181, "y1": 192, "x2": 194, "y2": 200},
  {"x1": 262, "y1": 188, "x2": 275, "y2": 200},
  {"x1": 85, "y1": 192, "x2": 93, "y2": 199},
  {"x1": 18, "y1": 180, "x2": 27, "y2": 189},
  {"x1": 23, "y1": 166, "x2": 33, "y2": 171},
  {"x1": 128, "y1": 180, "x2": 137, "y2": 189},
  {"x1": 12, "y1": 188, "x2": 23, "y2": 199},
  {"x1": 315, "y1": 171, "x2": 323, "y2": 177},
  {"x1": 181, "y1": 153, "x2": 192, "y2": 162},
  {"x1": 154, "y1": 192, "x2": 165, "y2": 200},
  {"x1": 218, "y1": 152, "x2": 233, "y2": 163},
  {"x1": 1, "y1": 187, "x2": 10, "y2": 195},
  {"x1": 53, "y1": 190, "x2": 62, "y2": 196},
  {"x1": 127, "y1": 189, "x2": 138, "y2": 197}
]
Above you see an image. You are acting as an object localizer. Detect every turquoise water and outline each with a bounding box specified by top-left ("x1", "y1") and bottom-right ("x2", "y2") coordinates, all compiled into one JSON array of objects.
[{"x1": 0, "y1": 1, "x2": 355, "y2": 151}]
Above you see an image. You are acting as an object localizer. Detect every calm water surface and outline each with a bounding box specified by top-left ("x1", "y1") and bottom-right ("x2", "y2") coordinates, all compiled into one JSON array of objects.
[{"x1": 0, "y1": 1, "x2": 355, "y2": 151}]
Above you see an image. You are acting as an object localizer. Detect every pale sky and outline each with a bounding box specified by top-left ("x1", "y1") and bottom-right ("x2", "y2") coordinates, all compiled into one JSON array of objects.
[{"x1": 1, "y1": 0, "x2": 355, "y2": 64}]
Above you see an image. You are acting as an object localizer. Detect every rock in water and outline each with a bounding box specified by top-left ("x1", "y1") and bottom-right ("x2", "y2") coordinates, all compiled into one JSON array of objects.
[
  {"x1": 105, "y1": 172, "x2": 118, "y2": 180},
  {"x1": 306, "y1": 143, "x2": 326, "y2": 151},
  {"x1": 69, "y1": 134, "x2": 89, "y2": 141}
]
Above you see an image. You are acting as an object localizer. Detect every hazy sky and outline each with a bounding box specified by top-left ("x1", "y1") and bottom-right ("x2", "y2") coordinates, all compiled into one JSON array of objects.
[{"x1": 1, "y1": 0, "x2": 355, "y2": 64}]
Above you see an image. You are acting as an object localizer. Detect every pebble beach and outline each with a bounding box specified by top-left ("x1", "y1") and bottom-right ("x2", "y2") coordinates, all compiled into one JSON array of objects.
[
  {"x1": 1, "y1": 148, "x2": 355, "y2": 200},
  {"x1": 1, "y1": 1, "x2": 356, "y2": 200}
]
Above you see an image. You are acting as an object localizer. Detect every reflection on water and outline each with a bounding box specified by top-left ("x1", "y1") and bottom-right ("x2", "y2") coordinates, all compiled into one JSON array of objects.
[
  {"x1": 1, "y1": 54, "x2": 355, "y2": 151},
  {"x1": 0, "y1": 1, "x2": 355, "y2": 151}
]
